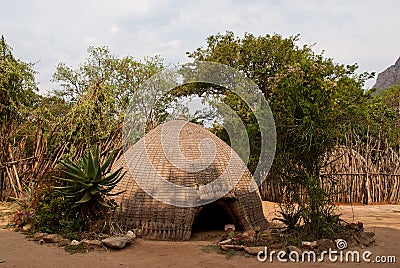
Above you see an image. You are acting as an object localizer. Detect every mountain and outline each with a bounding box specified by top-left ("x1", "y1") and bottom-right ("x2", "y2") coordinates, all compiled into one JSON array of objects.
[{"x1": 374, "y1": 56, "x2": 400, "y2": 91}]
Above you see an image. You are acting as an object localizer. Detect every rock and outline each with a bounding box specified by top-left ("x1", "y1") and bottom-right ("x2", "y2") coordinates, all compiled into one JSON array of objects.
[
  {"x1": 39, "y1": 239, "x2": 44, "y2": 245},
  {"x1": 354, "y1": 231, "x2": 375, "y2": 246},
  {"x1": 102, "y1": 236, "x2": 131, "y2": 249},
  {"x1": 126, "y1": 230, "x2": 136, "y2": 240},
  {"x1": 374, "y1": 56, "x2": 400, "y2": 91},
  {"x1": 33, "y1": 232, "x2": 47, "y2": 241},
  {"x1": 220, "y1": 244, "x2": 245, "y2": 251},
  {"x1": 287, "y1": 246, "x2": 302, "y2": 256},
  {"x1": 133, "y1": 228, "x2": 143, "y2": 238},
  {"x1": 81, "y1": 239, "x2": 103, "y2": 249},
  {"x1": 347, "y1": 236, "x2": 358, "y2": 248},
  {"x1": 270, "y1": 243, "x2": 284, "y2": 249},
  {"x1": 71, "y1": 240, "x2": 80, "y2": 246},
  {"x1": 218, "y1": 239, "x2": 232, "y2": 245},
  {"x1": 224, "y1": 224, "x2": 235, "y2": 232},
  {"x1": 58, "y1": 239, "x2": 71, "y2": 247},
  {"x1": 347, "y1": 222, "x2": 363, "y2": 232},
  {"x1": 43, "y1": 234, "x2": 63, "y2": 243},
  {"x1": 317, "y1": 239, "x2": 335, "y2": 251},
  {"x1": 244, "y1": 246, "x2": 266, "y2": 256},
  {"x1": 22, "y1": 224, "x2": 32, "y2": 231},
  {"x1": 302, "y1": 241, "x2": 318, "y2": 249}
]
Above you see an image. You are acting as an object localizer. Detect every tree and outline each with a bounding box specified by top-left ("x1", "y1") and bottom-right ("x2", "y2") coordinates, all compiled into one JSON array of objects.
[
  {"x1": 186, "y1": 32, "x2": 373, "y2": 239},
  {"x1": 0, "y1": 36, "x2": 39, "y2": 199},
  {"x1": 51, "y1": 46, "x2": 164, "y2": 151}
]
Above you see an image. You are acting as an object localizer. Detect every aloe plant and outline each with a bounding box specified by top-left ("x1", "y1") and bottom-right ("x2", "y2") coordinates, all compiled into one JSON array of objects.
[{"x1": 55, "y1": 147, "x2": 125, "y2": 207}]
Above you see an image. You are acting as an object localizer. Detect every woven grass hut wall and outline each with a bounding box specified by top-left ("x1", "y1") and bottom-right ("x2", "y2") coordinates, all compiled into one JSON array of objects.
[{"x1": 111, "y1": 120, "x2": 269, "y2": 240}]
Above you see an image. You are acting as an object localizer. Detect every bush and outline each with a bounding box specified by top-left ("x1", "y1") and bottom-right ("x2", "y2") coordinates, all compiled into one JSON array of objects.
[{"x1": 32, "y1": 182, "x2": 83, "y2": 239}]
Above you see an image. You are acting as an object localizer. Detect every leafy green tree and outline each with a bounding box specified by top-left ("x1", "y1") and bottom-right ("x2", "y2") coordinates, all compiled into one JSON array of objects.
[
  {"x1": 366, "y1": 84, "x2": 400, "y2": 148},
  {"x1": 0, "y1": 36, "x2": 39, "y2": 198},
  {"x1": 186, "y1": 32, "x2": 373, "y2": 239},
  {"x1": 51, "y1": 46, "x2": 164, "y2": 150}
]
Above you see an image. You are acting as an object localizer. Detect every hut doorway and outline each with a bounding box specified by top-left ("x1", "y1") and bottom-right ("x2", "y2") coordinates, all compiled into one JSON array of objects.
[{"x1": 191, "y1": 199, "x2": 242, "y2": 239}]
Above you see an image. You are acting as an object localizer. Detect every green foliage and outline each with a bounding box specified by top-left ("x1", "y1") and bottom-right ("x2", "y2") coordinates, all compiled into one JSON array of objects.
[
  {"x1": 0, "y1": 35, "x2": 38, "y2": 129},
  {"x1": 64, "y1": 243, "x2": 87, "y2": 254},
  {"x1": 200, "y1": 245, "x2": 237, "y2": 259},
  {"x1": 187, "y1": 31, "x2": 373, "y2": 239},
  {"x1": 273, "y1": 209, "x2": 301, "y2": 231},
  {"x1": 55, "y1": 146, "x2": 125, "y2": 208},
  {"x1": 52, "y1": 47, "x2": 163, "y2": 144},
  {"x1": 365, "y1": 84, "x2": 400, "y2": 148},
  {"x1": 0, "y1": 35, "x2": 39, "y2": 199},
  {"x1": 32, "y1": 183, "x2": 82, "y2": 238}
]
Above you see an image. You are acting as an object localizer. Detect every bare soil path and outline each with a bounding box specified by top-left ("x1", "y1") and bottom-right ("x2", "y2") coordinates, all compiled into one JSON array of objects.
[{"x1": 0, "y1": 202, "x2": 399, "y2": 267}]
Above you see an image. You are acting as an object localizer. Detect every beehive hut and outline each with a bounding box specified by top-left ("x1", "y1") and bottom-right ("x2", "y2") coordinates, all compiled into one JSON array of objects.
[{"x1": 111, "y1": 120, "x2": 269, "y2": 240}]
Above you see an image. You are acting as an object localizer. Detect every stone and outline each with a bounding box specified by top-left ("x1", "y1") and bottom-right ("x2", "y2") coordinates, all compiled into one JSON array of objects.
[
  {"x1": 354, "y1": 231, "x2": 375, "y2": 246},
  {"x1": 374, "y1": 56, "x2": 400, "y2": 91},
  {"x1": 81, "y1": 239, "x2": 103, "y2": 249},
  {"x1": 102, "y1": 236, "x2": 131, "y2": 249},
  {"x1": 58, "y1": 239, "x2": 71, "y2": 247},
  {"x1": 71, "y1": 240, "x2": 80, "y2": 246},
  {"x1": 221, "y1": 244, "x2": 245, "y2": 251},
  {"x1": 302, "y1": 241, "x2": 318, "y2": 249},
  {"x1": 133, "y1": 228, "x2": 143, "y2": 238},
  {"x1": 126, "y1": 230, "x2": 136, "y2": 240},
  {"x1": 218, "y1": 239, "x2": 232, "y2": 245},
  {"x1": 33, "y1": 232, "x2": 47, "y2": 241},
  {"x1": 244, "y1": 246, "x2": 266, "y2": 256},
  {"x1": 43, "y1": 234, "x2": 63, "y2": 243},
  {"x1": 317, "y1": 239, "x2": 335, "y2": 251},
  {"x1": 22, "y1": 224, "x2": 32, "y2": 231},
  {"x1": 270, "y1": 243, "x2": 284, "y2": 249}
]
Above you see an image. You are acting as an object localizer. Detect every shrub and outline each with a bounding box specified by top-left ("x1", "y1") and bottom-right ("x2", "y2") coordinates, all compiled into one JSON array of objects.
[{"x1": 32, "y1": 182, "x2": 83, "y2": 239}]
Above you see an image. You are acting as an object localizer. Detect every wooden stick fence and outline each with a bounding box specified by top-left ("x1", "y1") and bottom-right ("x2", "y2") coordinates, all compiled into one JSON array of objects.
[{"x1": 261, "y1": 130, "x2": 400, "y2": 204}]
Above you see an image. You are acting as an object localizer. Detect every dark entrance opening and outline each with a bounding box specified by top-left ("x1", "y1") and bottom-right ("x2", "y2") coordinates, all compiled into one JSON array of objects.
[{"x1": 191, "y1": 199, "x2": 242, "y2": 240}]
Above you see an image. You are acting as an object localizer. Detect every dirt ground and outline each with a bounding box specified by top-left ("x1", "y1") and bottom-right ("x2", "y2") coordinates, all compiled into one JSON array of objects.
[{"x1": 0, "y1": 202, "x2": 399, "y2": 268}]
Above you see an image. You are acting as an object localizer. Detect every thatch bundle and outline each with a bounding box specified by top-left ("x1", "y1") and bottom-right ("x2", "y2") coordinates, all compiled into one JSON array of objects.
[{"x1": 111, "y1": 120, "x2": 268, "y2": 240}]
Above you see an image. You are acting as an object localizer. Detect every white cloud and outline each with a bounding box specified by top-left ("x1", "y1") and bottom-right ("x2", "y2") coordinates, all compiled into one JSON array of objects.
[
  {"x1": 110, "y1": 26, "x2": 120, "y2": 34},
  {"x1": 1, "y1": 0, "x2": 399, "y2": 91}
]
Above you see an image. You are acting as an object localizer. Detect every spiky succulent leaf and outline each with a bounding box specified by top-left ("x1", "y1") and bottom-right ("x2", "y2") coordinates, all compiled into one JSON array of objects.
[
  {"x1": 94, "y1": 195, "x2": 110, "y2": 207},
  {"x1": 76, "y1": 191, "x2": 92, "y2": 204},
  {"x1": 93, "y1": 146, "x2": 102, "y2": 181},
  {"x1": 90, "y1": 187, "x2": 99, "y2": 195},
  {"x1": 82, "y1": 154, "x2": 88, "y2": 171},
  {"x1": 60, "y1": 170, "x2": 90, "y2": 183},
  {"x1": 103, "y1": 190, "x2": 126, "y2": 196},
  {"x1": 101, "y1": 168, "x2": 124, "y2": 185},
  {"x1": 54, "y1": 177, "x2": 91, "y2": 188},
  {"x1": 59, "y1": 160, "x2": 86, "y2": 178},
  {"x1": 86, "y1": 150, "x2": 98, "y2": 179},
  {"x1": 55, "y1": 147, "x2": 125, "y2": 209},
  {"x1": 101, "y1": 150, "x2": 114, "y2": 173}
]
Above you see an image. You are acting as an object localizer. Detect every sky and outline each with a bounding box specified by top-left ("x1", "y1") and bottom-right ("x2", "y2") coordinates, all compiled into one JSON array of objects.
[{"x1": 1, "y1": 0, "x2": 399, "y2": 93}]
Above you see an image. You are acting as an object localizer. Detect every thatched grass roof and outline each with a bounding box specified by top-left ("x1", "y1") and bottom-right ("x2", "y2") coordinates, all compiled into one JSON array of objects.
[{"x1": 111, "y1": 120, "x2": 268, "y2": 240}]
